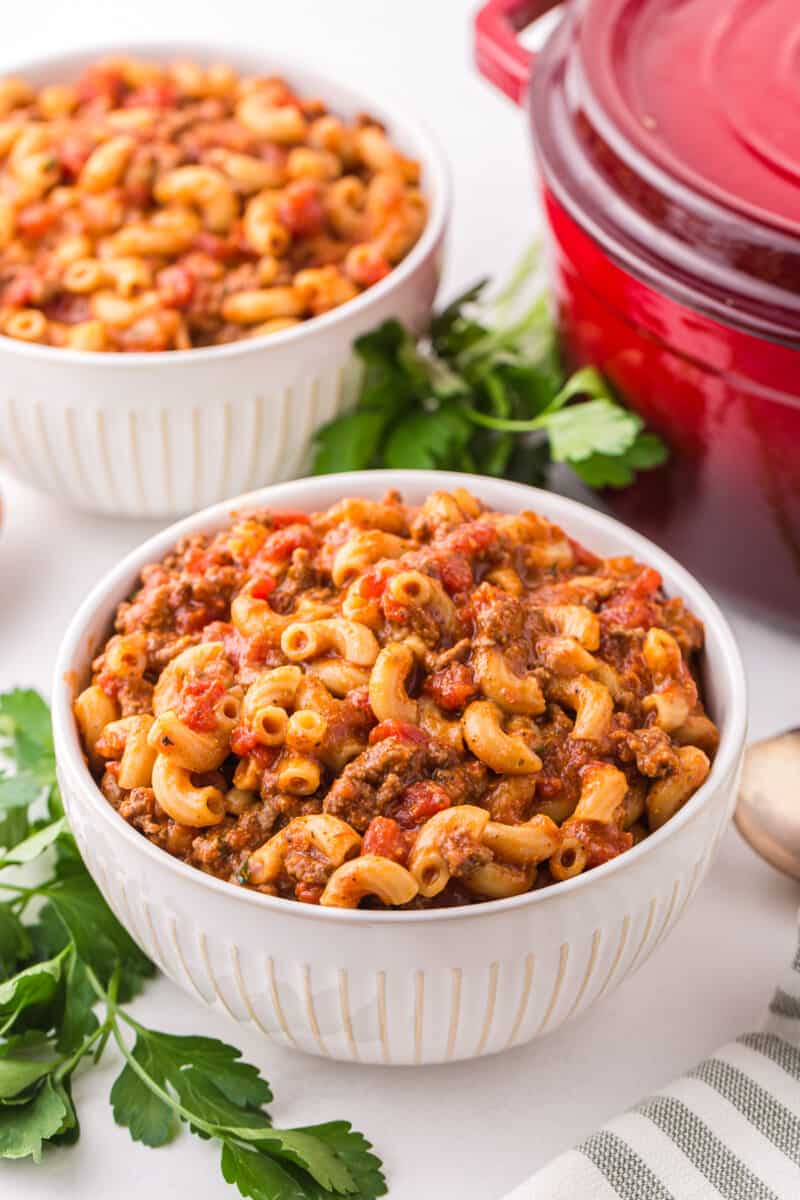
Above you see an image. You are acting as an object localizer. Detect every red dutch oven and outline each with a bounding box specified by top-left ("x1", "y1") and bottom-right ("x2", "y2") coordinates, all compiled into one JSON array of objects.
[{"x1": 475, "y1": 0, "x2": 800, "y2": 623}]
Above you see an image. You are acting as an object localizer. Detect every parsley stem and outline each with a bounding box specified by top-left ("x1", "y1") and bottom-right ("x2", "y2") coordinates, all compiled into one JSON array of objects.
[
  {"x1": 82, "y1": 966, "x2": 222, "y2": 1139},
  {"x1": 92, "y1": 965, "x2": 120, "y2": 1063},
  {"x1": 83, "y1": 965, "x2": 218, "y2": 1137},
  {"x1": 0, "y1": 880, "x2": 40, "y2": 895},
  {"x1": 84, "y1": 963, "x2": 114, "y2": 1012},
  {"x1": 463, "y1": 407, "x2": 548, "y2": 433},
  {"x1": 107, "y1": 1019, "x2": 221, "y2": 1141},
  {"x1": 54, "y1": 1022, "x2": 110, "y2": 1082}
]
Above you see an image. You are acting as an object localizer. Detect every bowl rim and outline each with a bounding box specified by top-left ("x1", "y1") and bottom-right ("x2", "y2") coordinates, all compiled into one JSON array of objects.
[
  {"x1": 0, "y1": 39, "x2": 451, "y2": 369},
  {"x1": 52, "y1": 469, "x2": 748, "y2": 925}
]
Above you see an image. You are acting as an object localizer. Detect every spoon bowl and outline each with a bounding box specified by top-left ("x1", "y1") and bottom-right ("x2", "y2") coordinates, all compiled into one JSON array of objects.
[{"x1": 735, "y1": 730, "x2": 800, "y2": 881}]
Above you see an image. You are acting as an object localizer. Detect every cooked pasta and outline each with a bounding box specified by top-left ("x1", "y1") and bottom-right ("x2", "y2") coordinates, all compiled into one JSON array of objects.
[
  {"x1": 0, "y1": 58, "x2": 427, "y2": 352},
  {"x1": 76, "y1": 488, "x2": 719, "y2": 908}
]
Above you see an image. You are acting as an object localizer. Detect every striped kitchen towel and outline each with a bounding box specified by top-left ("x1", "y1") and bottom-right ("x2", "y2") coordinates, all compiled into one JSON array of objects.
[{"x1": 506, "y1": 933, "x2": 800, "y2": 1199}]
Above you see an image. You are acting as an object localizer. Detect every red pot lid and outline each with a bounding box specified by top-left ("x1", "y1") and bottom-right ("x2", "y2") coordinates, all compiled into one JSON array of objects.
[{"x1": 530, "y1": 0, "x2": 800, "y2": 343}]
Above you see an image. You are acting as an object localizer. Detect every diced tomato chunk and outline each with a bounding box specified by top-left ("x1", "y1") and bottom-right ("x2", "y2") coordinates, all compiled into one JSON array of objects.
[
  {"x1": 360, "y1": 568, "x2": 389, "y2": 599},
  {"x1": 565, "y1": 819, "x2": 633, "y2": 868},
  {"x1": 278, "y1": 179, "x2": 325, "y2": 236},
  {"x1": 436, "y1": 553, "x2": 473, "y2": 596},
  {"x1": 600, "y1": 567, "x2": 662, "y2": 630},
  {"x1": 156, "y1": 264, "x2": 195, "y2": 309},
  {"x1": 230, "y1": 725, "x2": 256, "y2": 756},
  {"x1": 75, "y1": 66, "x2": 125, "y2": 106},
  {"x1": 124, "y1": 80, "x2": 176, "y2": 108},
  {"x1": 347, "y1": 246, "x2": 391, "y2": 287},
  {"x1": 423, "y1": 663, "x2": 477, "y2": 712},
  {"x1": 203, "y1": 621, "x2": 256, "y2": 672},
  {"x1": 250, "y1": 744, "x2": 280, "y2": 770},
  {"x1": 248, "y1": 574, "x2": 277, "y2": 601},
  {"x1": 362, "y1": 816, "x2": 413, "y2": 865},
  {"x1": 177, "y1": 677, "x2": 225, "y2": 733},
  {"x1": 4, "y1": 267, "x2": 44, "y2": 307},
  {"x1": 368, "y1": 720, "x2": 428, "y2": 747},
  {"x1": 231, "y1": 725, "x2": 278, "y2": 761},
  {"x1": 267, "y1": 509, "x2": 312, "y2": 529},
  {"x1": 258, "y1": 524, "x2": 317, "y2": 562},
  {"x1": 191, "y1": 231, "x2": 240, "y2": 261},
  {"x1": 391, "y1": 781, "x2": 451, "y2": 830},
  {"x1": 184, "y1": 546, "x2": 214, "y2": 574},
  {"x1": 441, "y1": 522, "x2": 497, "y2": 555},
  {"x1": 568, "y1": 536, "x2": 602, "y2": 569},
  {"x1": 381, "y1": 593, "x2": 409, "y2": 624},
  {"x1": 57, "y1": 134, "x2": 93, "y2": 179},
  {"x1": 16, "y1": 202, "x2": 59, "y2": 239}
]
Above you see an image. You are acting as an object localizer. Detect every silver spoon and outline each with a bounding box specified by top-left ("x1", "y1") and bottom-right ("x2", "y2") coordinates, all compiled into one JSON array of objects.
[{"x1": 735, "y1": 730, "x2": 800, "y2": 881}]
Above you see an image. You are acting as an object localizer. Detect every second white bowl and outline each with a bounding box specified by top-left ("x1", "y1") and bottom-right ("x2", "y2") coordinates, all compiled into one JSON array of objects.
[
  {"x1": 0, "y1": 46, "x2": 449, "y2": 517},
  {"x1": 52, "y1": 471, "x2": 747, "y2": 1065}
]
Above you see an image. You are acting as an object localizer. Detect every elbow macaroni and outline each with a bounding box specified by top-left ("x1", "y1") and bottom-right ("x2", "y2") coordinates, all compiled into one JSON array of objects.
[
  {"x1": 77, "y1": 488, "x2": 720, "y2": 909},
  {"x1": 0, "y1": 60, "x2": 427, "y2": 351}
]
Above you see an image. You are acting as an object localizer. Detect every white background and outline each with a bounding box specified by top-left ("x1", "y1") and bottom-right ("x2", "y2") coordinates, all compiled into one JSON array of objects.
[{"x1": 1, "y1": 2, "x2": 799, "y2": 1197}]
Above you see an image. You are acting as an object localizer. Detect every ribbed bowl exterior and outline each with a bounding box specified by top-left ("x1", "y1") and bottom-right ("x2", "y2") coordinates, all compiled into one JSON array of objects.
[
  {"x1": 0, "y1": 42, "x2": 449, "y2": 518},
  {"x1": 52, "y1": 470, "x2": 747, "y2": 1066},
  {"x1": 59, "y1": 749, "x2": 736, "y2": 1065},
  {"x1": 0, "y1": 251, "x2": 440, "y2": 518}
]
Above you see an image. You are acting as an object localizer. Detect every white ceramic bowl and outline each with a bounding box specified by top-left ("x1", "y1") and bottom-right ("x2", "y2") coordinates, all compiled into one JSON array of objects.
[
  {"x1": 0, "y1": 46, "x2": 449, "y2": 518},
  {"x1": 52, "y1": 471, "x2": 747, "y2": 1065}
]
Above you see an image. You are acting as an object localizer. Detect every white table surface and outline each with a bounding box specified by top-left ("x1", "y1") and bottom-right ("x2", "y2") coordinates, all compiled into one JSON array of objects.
[{"x1": 1, "y1": 2, "x2": 799, "y2": 1196}]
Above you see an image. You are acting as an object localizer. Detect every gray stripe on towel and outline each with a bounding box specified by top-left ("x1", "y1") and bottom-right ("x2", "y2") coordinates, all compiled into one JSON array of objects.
[
  {"x1": 689, "y1": 1056, "x2": 800, "y2": 1165},
  {"x1": 578, "y1": 1129, "x2": 676, "y2": 1200},
  {"x1": 769, "y1": 988, "x2": 800, "y2": 1021},
  {"x1": 636, "y1": 1094, "x2": 778, "y2": 1200},
  {"x1": 739, "y1": 1033, "x2": 800, "y2": 1082}
]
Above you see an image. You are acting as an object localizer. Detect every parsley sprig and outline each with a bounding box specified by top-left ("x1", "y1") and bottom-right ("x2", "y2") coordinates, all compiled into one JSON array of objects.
[
  {"x1": 312, "y1": 246, "x2": 668, "y2": 488},
  {"x1": 0, "y1": 688, "x2": 386, "y2": 1198}
]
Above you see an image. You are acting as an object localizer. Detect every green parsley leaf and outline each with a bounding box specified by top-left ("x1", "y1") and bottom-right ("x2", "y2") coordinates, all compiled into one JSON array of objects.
[
  {"x1": 56, "y1": 950, "x2": 99, "y2": 1055},
  {"x1": 0, "y1": 691, "x2": 55, "y2": 789},
  {"x1": 384, "y1": 405, "x2": 472, "y2": 470},
  {"x1": 0, "y1": 687, "x2": 387, "y2": 1194},
  {"x1": 0, "y1": 1077, "x2": 70, "y2": 1161},
  {"x1": 110, "y1": 1036, "x2": 177, "y2": 1148},
  {"x1": 626, "y1": 430, "x2": 670, "y2": 470},
  {"x1": 221, "y1": 1139, "x2": 309, "y2": 1200},
  {"x1": 311, "y1": 408, "x2": 391, "y2": 474},
  {"x1": 287, "y1": 1123, "x2": 388, "y2": 1199},
  {"x1": 145, "y1": 1033, "x2": 273, "y2": 1111},
  {"x1": 0, "y1": 773, "x2": 46, "y2": 812},
  {"x1": 542, "y1": 398, "x2": 642, "y2": 465},
  {"x1": 0, "y1": 817, "x2": 67, "y2": 867},
  {"x1": 0, "y1": 807, "x2": 29, "y2": 851},
  {"x1": 42, "y1": 874, "x2": 153, "y2": 987},
  {"x1": 352, "y1": 318, "x2": 408, "y2": 368},
  {"x1": 0, "y1": 691, "x2": 53, "y2": 758},
  {"x1": 112, "y1": 1028, "x2": 273, "y2": 1148},
  {"x1": 241, "y1": 1128, "x2": 358, "y2": 1193},
  {"x1": 0, "y1": 1049, "x2": 61, "y2": 1102},
  {"x1": 0, "y1": 906, "x2": 31, "y2": 977},
  {"x1": 48, "y1": 1077, "x2": 79, "y2": 1147},
  {"x1": 544, "y1": 365, "x2": 613, "y2": 414},
  {"x1": 308, "y1": 248, "x2": 667, "y2": 492},
  {"x1": 0, "y1": 954, "x2": 65, "y2": 1030},
  {"x1": 571, "y1": 431, "x2": 669, "y2": 488},
  {"x1": 26, "y1": 902, "x2": 71, "y2": 964}
]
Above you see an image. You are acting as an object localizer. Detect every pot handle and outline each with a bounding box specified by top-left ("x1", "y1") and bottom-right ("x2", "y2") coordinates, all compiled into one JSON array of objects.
[{"x1": 474, "y1": 0, "x2": 563, "y2": 105}]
